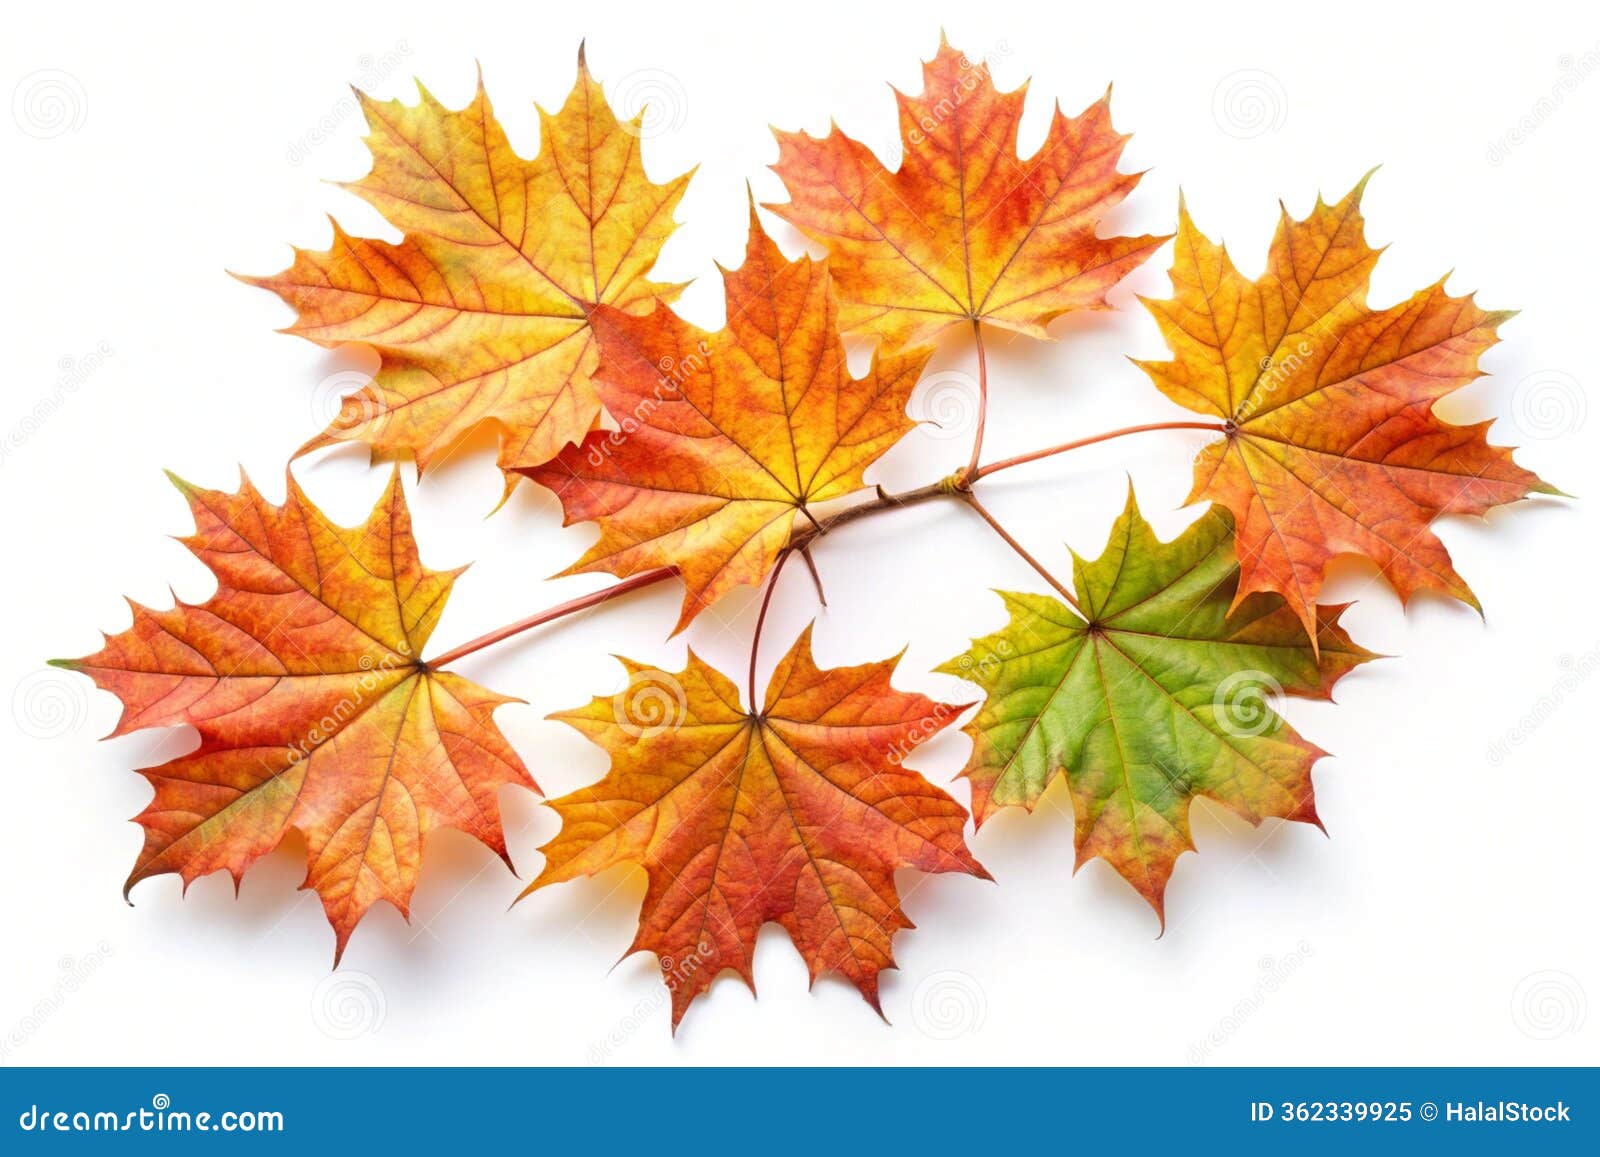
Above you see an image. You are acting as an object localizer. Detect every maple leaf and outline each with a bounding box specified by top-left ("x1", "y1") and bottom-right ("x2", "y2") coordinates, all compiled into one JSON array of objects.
[
  {"x1": 54, "y1": 470, "x2": 535, "y2": 960},
  {"x1": 241, "y1": 48, "x2": 691, "y2": 484},
  {"x1": 1136, "y1": 175, "x2": 1555, "y2": 640},
  {"x1": 523, "y1": 206, "x2": 932, "y2": 633},
  {"x1": 526, "y1": 626, "x2": 986, "y2": 1028},
  {"x1": 937, "y1": 489, "x2": 1374, "y2": 922},
  {"x1": 766, "y1": 34, "x2": 1166, "y2": 348}
]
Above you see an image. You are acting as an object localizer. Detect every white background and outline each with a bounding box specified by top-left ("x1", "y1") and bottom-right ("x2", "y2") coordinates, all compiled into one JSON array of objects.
[{"x1": 3, "y1": 0, "x2": 1595, "y2": 1066}]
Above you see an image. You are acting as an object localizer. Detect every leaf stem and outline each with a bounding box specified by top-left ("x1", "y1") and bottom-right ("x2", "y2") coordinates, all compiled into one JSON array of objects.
[
  {"x1": 748, "y1": 549, "x2": 794, "y2": 712},
  {"x1": 959, "y1": 490, "x2": 1083, "y2": 614},
  {"x1": 963, "y1": 318, "x2": 988, "y2": 484},
  {"x1": 425, "y1": 568, "x2": 676, "y2": 668},
  {"x1": 797, "y1": 545, "x2": 827, "y2": 606},
  {"x1": 973, "y1": 421, "x2": 1228, "y2": 481}
]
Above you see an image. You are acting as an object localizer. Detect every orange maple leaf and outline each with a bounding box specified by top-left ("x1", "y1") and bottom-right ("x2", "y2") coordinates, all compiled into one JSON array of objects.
[
  {"x1": 242, "y1": 48, "x2": 690, "y2": 484},
  {"x1": 524, "y1": 207, "x2": 932, "y2": 633},
  {"x1": 526, "y1": 626, "x2": 986, "y2": 1028},
  {"x1": 1136, "y1": 175, "x2": 1555, "y2": 640},
  {"x1": 54, "y1": 470, "x2": 535, "y2": 960},
  {"x1": 766, "y1": 34, "x2": 1165, "y2": 348}
]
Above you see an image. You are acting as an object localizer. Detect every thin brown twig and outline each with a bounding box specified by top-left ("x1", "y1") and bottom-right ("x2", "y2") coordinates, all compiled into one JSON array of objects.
[
  {"x1": 963, "y1": 317, "x2": 988, "y2": 484},
  {"x1": 425, "y1": 568, "x2": 676, "y2": 668},
  {"x1": 797, "y1": 545, "x2": 827, "y2": 606},
  {"x1": 789, "y1": 478, "x2": 951, "y2": 546},
  {"x1": 959, "y1": 490, "x2": 1083, "y2": 614},
  {"x1": 425, "y1": 416, "x2": 1222, "y2": 668},
  {"x1": 748, "y1": 549, "x2": 794, "y2": 712},
  {"x1": 974, "y1": 421, "x2": 1228, "y2": 481},
  {"x1": 425, "y1": 482, "x2": 955, "y2": 672}
]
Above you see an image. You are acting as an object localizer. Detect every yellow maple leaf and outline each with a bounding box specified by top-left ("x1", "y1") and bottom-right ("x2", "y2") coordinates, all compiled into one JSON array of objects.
[{"x1": 243, "y1": 48, "x2": 691, "y2": 485}]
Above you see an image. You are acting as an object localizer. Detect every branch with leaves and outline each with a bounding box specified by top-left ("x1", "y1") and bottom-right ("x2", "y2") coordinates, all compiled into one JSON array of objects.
[{"x1": 58, "y1": 38, "x2": 1553, "y2": 1031}]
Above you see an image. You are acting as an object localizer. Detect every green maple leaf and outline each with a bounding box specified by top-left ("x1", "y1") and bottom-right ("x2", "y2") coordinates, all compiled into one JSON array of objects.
[{"x1": 939, "y1": 488, "x2": 1376, "y2": 922}]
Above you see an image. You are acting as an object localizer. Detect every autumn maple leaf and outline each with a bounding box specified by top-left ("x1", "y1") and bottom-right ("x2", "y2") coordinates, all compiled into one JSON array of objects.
[
  {"x1": 524, "y1": 206, "x2": 932, "y2": 632},
  {"x1": 242, "y1": 48, "x2": 691, "y2": 485},
  {"x1": 54, "y1": 470, "x2": 535, "y2": 960},
  {"x1": 526, "y1": 626, "x2": 986, "y2": 1028},
  {"x1": 1137, "y1": 175, "x2": 1555, "y2": 640},
  {"x1": 766, "y1": 34, "x2": 1165, "y2": 348},
  {"x1": 938, "y1": 489, "x2": 1374, "y2": 922}
]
